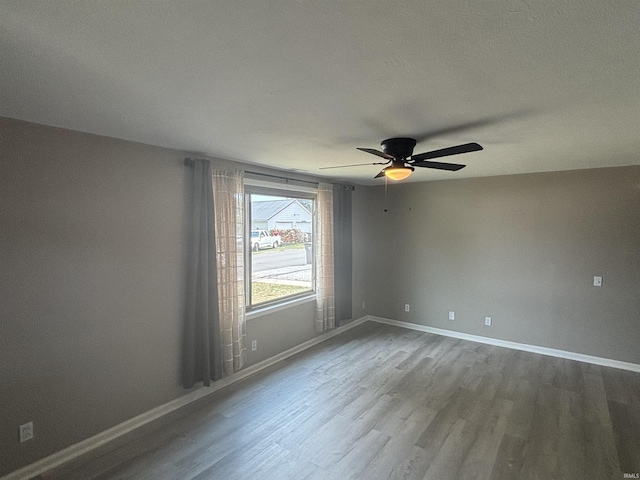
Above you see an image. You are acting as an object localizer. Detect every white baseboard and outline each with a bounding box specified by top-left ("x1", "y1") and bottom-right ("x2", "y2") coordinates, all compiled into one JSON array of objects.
[
  {"x1": 2, "y1": 316, "x2": 370, "y2": 480},
  {"x1": 369, "y1": 316, "x2": 640, "y2": 373}
]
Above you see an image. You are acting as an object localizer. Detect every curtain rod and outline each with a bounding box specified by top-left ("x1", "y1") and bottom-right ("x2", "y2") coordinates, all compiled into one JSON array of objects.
[
  {"x1": 245, "y1": 170, "x2": 319, "y2": 186},
  {"x1": 184, "y1": 159, "x2": 316, "y2": 185},
  {"x1": 185, "y1": 160, "x2": 354, "y2": 189},
  {"x1": 246, "y1": 171, "x2": 355, "y2": 189}
]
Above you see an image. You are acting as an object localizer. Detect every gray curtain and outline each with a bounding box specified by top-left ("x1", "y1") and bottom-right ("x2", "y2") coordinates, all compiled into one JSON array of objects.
[
  {"x1": 333, "y1": 184, "x2": 353, "y2": 325},
  {"x1": 183, "y1": 159, "x2": 222, "y2": 388}
]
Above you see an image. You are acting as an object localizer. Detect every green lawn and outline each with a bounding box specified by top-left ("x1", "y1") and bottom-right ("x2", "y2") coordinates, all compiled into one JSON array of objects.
[
  {"x1": 252, "y1": 243, "x2": 305, "y2": 255},
  {"x1": 252, "y1": 282, "x2": 310, "y2": 304}
]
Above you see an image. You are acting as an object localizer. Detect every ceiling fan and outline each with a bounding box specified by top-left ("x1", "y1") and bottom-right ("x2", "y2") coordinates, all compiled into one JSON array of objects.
[{"x1": 321, "y1": 137, "x2": 483, "y2": 180}]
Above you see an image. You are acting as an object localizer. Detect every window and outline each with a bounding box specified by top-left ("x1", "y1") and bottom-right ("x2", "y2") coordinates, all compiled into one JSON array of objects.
[{"x1": 245, "y1": 183, "x2": 315, "y2": 309}]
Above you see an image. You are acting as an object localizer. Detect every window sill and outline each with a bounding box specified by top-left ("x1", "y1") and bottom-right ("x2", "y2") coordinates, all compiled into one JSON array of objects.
[{"x1": 246, "y1": 294, "x2": 316, "y2": 320}]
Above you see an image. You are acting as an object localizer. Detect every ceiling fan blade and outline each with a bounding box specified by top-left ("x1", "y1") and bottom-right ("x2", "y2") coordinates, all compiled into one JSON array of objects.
[
  {"x1": 374, "y1": 169, "x2": 386, "y2": 178},
  {"x1": 319, "y1": 160, "x2": 389, "y2": 170},
  {"x1": 413, "y1": 161, "x2": 466, "y2": 171},
  {"x1": 357, "y1": 147, "x2": 395, "y2": 160},
  {"x1": 410, "y1": 142, "x2": 483, "y2": 162}
]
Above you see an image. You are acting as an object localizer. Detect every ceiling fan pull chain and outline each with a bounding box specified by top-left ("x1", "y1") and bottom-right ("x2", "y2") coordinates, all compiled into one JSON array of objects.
[{"x1": 384, "y1": 176, "x2": 388, "y2": 212}]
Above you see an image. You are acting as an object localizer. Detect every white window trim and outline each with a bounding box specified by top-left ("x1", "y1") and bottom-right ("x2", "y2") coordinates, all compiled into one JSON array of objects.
[
  {"x1": 246, "y1": 293, "x2": 316, "y2": 319},
  {"x1": 244, "y1": 180, "x2": 317, "y2": 312}
]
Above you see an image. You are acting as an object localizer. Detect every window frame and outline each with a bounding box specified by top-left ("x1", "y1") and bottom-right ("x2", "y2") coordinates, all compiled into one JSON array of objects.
[{"x1": 244, "y1": 181, "x2": 316, "y2": 312}]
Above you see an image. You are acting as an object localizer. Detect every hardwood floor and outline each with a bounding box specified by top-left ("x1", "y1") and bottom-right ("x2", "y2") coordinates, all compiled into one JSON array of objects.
[{"x1": 41, "y1": 321, "x2": 640, "y2": 480}]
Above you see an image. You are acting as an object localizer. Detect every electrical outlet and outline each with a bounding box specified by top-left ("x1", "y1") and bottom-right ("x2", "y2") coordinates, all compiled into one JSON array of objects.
[
  {"x1": 404, "y1": 304, "x2": 410, "y2": 312},
  {"x1": 448, "y1": 311, "x2": 455, "y2": 320},
  {"x1": 20, "y1": 422, "x2": 33, "y2": 443},
  {"x1": 251, "y1": 340, "x2": 257, "y2": 351},
  {"x1": 484, "y1": 317, "x2": 492, "y2": 326}
]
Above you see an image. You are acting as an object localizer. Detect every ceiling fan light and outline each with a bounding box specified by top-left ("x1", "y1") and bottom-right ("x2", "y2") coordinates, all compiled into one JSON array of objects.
[{"x1": 384, "y1": 166, "x2": 414, "y2": 181}]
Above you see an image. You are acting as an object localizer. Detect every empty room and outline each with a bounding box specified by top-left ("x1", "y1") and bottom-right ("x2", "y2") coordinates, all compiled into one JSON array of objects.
[{"x1": 1, "y1": 2, "x2": 639, "y2": 479}]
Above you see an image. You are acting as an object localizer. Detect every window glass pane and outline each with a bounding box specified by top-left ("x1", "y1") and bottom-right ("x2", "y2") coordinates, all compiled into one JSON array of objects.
[{"x1": 249, "y1": 193, "x2": 314, "y2": 306}]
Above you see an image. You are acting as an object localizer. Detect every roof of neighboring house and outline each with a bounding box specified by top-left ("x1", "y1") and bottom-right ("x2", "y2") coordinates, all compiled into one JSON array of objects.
[{"x1": 251, "y1": 199, "x2": 307, "y2": 221}]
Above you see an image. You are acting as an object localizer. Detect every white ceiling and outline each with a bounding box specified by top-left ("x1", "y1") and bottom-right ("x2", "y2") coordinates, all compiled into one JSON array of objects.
[{"x1": 2, "y1": 1, "x2": 639, "y2": 185}]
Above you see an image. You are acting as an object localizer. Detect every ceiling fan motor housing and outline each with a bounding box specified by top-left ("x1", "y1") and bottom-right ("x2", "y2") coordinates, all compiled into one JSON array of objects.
[{"x1": 381, "y1": 137, "x2": 417, "y2": 159}]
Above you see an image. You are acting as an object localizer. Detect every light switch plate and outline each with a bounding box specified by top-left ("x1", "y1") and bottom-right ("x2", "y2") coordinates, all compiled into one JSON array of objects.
[{"x1": 594, "y1": 276, "x2": 602, "y2": 287}]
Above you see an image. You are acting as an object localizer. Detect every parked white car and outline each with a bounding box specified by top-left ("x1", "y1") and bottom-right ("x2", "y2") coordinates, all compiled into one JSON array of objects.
[{"x1": 250, "y1": 230, "x2": 281, "y2": 251}]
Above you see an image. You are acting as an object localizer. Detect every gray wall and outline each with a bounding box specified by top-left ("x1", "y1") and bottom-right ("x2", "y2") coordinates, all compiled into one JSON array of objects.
[
  {"x1": 246, "y1": 301, "x2": 317, "y2": 365},
  {"x1": 0, "y1": 117, "x2": 321, "y2": 476},
  {"x1": 4, "y1": 114, "x2": 638, "y2": 477},
  {"x1": 352, "y1": 167, "x2": 640, "y2": 364}
]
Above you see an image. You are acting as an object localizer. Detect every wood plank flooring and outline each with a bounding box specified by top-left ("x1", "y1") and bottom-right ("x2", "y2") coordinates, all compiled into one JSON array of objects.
[{"x1": 40, "y1": 321, "x2": 640, "y2": 480}]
